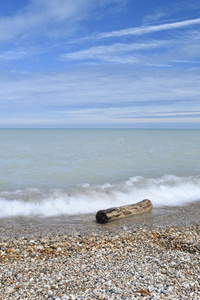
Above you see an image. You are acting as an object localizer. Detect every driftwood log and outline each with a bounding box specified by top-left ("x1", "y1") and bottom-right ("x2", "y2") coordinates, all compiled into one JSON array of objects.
[{"x1": 96, "y1": 199, "x2": 153, "y2": 224}]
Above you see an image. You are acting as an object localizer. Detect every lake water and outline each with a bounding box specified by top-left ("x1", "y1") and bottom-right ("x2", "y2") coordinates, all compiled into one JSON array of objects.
[{"x1": 0, "y1": 129, "x2": 200, "y2": 218}]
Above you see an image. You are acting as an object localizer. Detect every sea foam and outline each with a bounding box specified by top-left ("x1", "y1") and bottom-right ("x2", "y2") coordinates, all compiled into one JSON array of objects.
[{"x1": 0, "y1": 175, "x2": 200, "y2": 218}]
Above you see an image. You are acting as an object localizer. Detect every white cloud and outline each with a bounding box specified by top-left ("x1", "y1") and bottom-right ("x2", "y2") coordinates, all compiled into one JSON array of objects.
[
  {"x1": 0, "y1": 0, "x2": 127, "y2": 43},
  {"x1": 0, "y1": 49, "x2": 43, "y2": 60},
  {"x1": 172, "y1": 59, "x2": 200, "y2": 64},
  {"x1": 0, "y1": 0, "x2": 88, "y2": 42},
  {"x1": 143, "y1": 0, "x2": 200, "y2": 23},
  {"x1": 1, "y1": 67, "x2": 200, "y2": 124},
  {"x1": 60, "y1": 40, "x2": 169, "y2": 63},
  {"x1": 59, "y1": 26, "x2": 200, "y2": 65},
  {"x1": 0, "y1": 51, "x2": 26, "y2": 60},
  {"x1": 96, "y1": 18, "x2": 200, "y2": 39}
]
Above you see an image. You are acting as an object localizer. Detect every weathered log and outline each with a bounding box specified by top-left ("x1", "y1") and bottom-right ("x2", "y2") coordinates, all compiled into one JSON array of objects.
[{"x1": 96, "y1": 199, "x2": 153, "y2": 224}]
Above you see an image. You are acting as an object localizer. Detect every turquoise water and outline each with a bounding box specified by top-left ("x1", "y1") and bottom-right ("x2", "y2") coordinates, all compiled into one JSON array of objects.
[{"x1": 0, "y1": 129, "x2": 200, "y2": 217}]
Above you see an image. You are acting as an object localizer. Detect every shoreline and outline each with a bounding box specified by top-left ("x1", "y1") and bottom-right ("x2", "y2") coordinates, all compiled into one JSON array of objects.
[
  {"x1": 0, "y1": 201, "x2": 199, "y2": 299},
  {"x1": 0, "y1": 200, "x2": 200, "y2": 238}
]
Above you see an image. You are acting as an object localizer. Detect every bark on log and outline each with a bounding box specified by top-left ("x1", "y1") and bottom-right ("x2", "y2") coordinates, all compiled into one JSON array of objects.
[{"x1": 96, "y1": 199, "x2": 153, "y2": 224}]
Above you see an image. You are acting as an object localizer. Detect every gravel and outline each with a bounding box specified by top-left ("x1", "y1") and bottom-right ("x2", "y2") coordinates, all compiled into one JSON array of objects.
[{"x1": 0, "y1": 223, "x2": 199, "y2": 299}]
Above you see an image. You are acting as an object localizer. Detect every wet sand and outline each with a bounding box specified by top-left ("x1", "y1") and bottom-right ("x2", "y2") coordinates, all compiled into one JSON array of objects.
[{"x1": 0, "y1": 200, "x2": 200, "y2": 238}]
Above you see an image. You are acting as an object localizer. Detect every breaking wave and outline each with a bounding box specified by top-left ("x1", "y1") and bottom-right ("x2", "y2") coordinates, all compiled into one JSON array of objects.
[{"x1": 0, "y1": 175, "x2": 200, "y2": 218}]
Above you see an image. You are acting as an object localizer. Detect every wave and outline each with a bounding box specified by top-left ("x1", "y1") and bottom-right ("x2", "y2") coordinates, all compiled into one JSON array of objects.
[{"x1": 0, "y1": 175, "x2": 200, "y2": 218}]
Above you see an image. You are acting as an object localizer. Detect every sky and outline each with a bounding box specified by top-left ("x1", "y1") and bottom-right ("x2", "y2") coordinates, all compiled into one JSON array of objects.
[{"x1": 0, "y1": 0, "x2": 200, "y2": 128}]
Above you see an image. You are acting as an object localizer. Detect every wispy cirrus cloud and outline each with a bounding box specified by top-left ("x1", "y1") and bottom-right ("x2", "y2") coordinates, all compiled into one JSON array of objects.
[
  {"x1": 0, "y1": 0, "x2": 126, "y2": 43},
  {"x1": 0, "y1": 51, "x2": 27, "y2": 60},
  {"x1": 0, "y1": 65, "x2": 200, "y2": 127},
  {"x1": 172, "y1": 59, "x2": 200, "y2": 64},
  {"x1": 59, "y1": 40, "x2": 169, "y2": 63},
  {"x1": 0, "y1": 0, "x2": 88, "y2": 43},
  {"x1": 0, "y1": 49, "x2": 42, "y2": 60},
  {"x1": 96, "y1": 18, "x2": 200, "y2": 39},
  {"x1": 1, "y1": 109, "x2": 200, "y2": 127},
  {"x1": 143, "y1": 0, "x2": 200, "y2": 23},
  {"x1": 1, "y1": 1, "x2": 200, "y2": 128},
  {"x1": 59, "y1": 21, "x2": 200, "y2": 65},
  {"x1": 1, "y1": 67, "x2": 200, "y2": 118},
  {"x1": 57, "y1": 106, "x2": 200, "y2": 119}
]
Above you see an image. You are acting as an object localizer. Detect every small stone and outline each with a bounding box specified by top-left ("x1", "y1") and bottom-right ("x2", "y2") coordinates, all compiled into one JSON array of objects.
[
  {"x1": 36, "y1": 245, "x2": 44, "y2": 250},
  {"x1": 140, "y1": 288, "x2": 150, "y2": 295}
]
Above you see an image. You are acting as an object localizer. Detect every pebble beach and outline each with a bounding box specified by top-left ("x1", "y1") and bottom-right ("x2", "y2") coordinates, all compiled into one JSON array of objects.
[{"x1": 0, "y1": 202, "x2": 200, "y2": 299}]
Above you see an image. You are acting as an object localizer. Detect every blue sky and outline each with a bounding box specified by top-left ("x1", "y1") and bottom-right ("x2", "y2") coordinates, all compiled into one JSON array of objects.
[{"x1": 0, "y1": 0, "x2": 200, "y2": 128}]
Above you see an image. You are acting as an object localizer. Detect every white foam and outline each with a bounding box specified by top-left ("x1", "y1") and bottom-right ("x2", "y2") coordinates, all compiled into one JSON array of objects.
[{"x1": 0, "y1": 175, "x2": 200, "y2": 218}]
